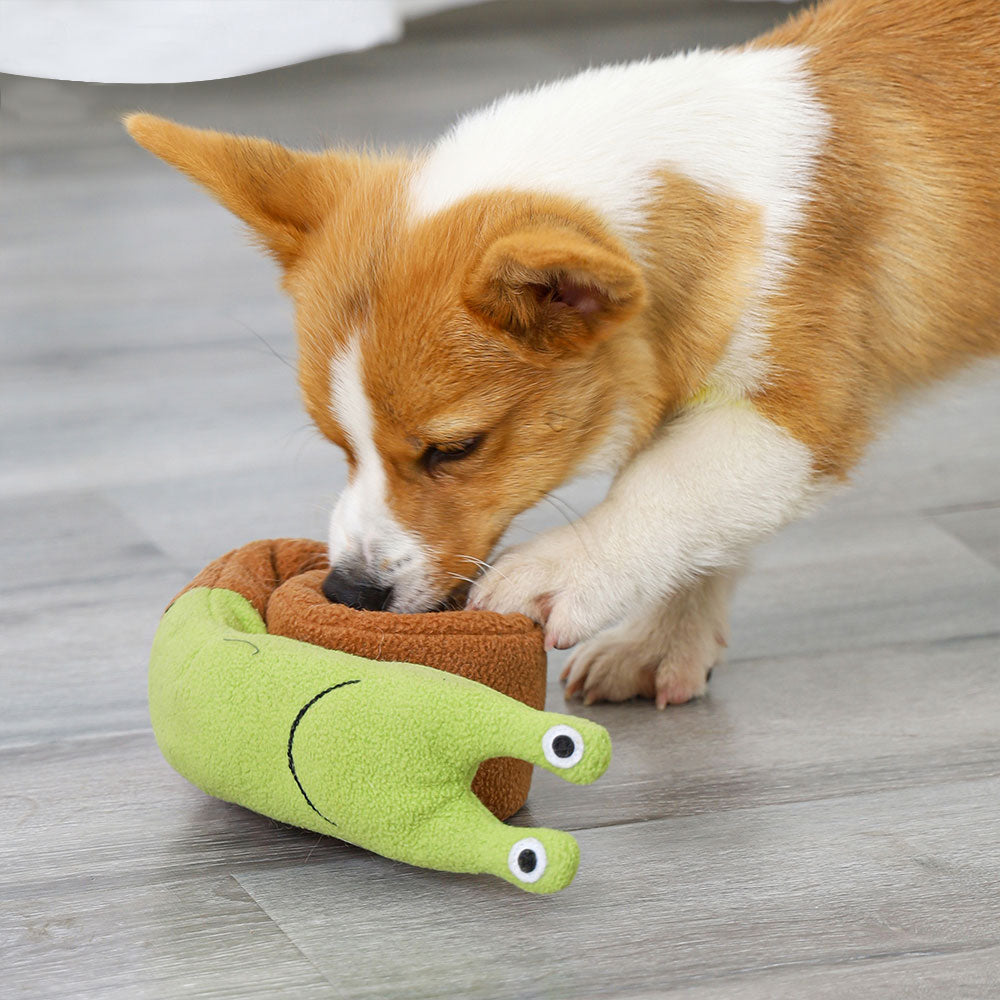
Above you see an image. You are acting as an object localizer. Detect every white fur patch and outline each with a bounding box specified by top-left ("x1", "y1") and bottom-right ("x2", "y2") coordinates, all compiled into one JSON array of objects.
[
  {"x1": 598, "y1": 399, "x2": 825, "y2": 591},
  {"x1": 411, "y1": 46, "x2": 829, "y2": 395},
  {"x1": 328, "y1": 337, "x2": 431, "y2": 610},
  {"x1": 470, "y1": 401, "x2": 826, "y2": 644},
  {"x1": 577, "y1": 398, "x2": 636, "y2": 475},
  {"x1": 562, "y1": 565, "x2": 739, "y2": 705}
]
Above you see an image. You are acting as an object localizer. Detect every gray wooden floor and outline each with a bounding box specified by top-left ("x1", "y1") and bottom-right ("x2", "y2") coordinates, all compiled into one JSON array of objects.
[{"x1": 2, "y1": 2, "x2": 999, "y2": 997}]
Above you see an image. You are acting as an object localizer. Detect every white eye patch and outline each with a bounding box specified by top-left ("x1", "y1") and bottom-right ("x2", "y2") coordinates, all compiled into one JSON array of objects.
[
  {"x1": 508, "y1": 837, "x2": 547, "y2": 884},
  {"x1": 542, "y1": 724, "x2": 584, "y2": 769}
]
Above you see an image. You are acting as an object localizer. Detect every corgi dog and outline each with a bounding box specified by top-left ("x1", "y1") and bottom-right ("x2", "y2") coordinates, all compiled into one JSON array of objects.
[{"x1": 126, "y1": 0, "x2": 999, "y2": 709}]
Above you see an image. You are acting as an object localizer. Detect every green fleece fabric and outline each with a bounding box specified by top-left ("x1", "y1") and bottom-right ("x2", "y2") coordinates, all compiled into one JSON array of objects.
[{"x1": 149, "y1": 587, "x2": 612, "y2": 893}]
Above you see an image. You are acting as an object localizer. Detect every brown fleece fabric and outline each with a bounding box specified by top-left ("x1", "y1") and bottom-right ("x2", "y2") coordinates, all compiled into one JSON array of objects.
[{"x1": 172, "y1": 538, "x2": 547, "y2": 820}]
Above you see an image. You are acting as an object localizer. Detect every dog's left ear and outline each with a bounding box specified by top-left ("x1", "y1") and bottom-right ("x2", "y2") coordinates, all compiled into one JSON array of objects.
[
  {"x1": 124, "y1": 113, "x2": 355, "y2": 268},
  {"x1": 464, "y1": 224, "x2": 644, "y2": 353}
]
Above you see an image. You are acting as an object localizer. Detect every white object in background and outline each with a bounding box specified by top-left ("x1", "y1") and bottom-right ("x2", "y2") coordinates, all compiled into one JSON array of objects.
[{"x1": 0, "y1": 0, "x2": 490, "y2": 84}]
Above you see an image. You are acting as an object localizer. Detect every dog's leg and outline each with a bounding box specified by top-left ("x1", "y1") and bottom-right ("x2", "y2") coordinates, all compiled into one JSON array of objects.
[
  {"x1": 559, "y1": 566, "x2": 738, "y2": 708},
  {"x1": 469, "y1": 400, "x2": 822, "y2": 650}
]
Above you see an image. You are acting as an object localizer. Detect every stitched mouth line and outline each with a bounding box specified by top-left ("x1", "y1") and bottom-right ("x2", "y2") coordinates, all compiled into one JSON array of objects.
[{"x1": 286, "y1": 679, "x2": 361, "y2": 827}]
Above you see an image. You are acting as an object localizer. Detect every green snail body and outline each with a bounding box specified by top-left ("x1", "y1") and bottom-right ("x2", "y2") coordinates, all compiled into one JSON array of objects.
[{"x1": 149, "y1": 586, "x2": 611, "y2": 893}]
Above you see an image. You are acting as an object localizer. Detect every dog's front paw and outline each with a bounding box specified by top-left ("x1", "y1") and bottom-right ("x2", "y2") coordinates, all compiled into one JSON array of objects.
[
  {"x1": 560, "y1": 576, "x2": 729, "y2": 708},
  {"x1": 468, "y1": 530, "x2": 616, "y2": 649},
  {"x1": 560, "y1": 626, "x2": 657, "y2": 705}
]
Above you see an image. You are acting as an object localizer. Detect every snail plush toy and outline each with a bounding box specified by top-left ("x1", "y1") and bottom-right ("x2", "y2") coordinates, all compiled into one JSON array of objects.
[{"x1": 149, "y1": 539, "x2": 611, "y2": 893}]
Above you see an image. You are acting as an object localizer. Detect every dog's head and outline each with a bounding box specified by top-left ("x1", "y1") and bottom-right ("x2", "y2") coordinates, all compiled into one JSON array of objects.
[{"x1": 126, "y1": 116, "x2": 646, "y2": 610}]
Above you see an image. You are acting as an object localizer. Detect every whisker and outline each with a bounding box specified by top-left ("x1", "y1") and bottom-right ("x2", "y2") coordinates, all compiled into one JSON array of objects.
[
  {"x1": 234, "y1": 319, "x2": 296, "y2": 371},
  {"x1": 454, "y1": 553, "x2": 512, "y2": 585},
  {"x1": 538, "y1": 492, "x2": 601, "y2": 561},
  {"x1": 454, "y1": 554, "x2": 492, "y2": 572},
  {"x1": 501, "y1": 522, "x2": 546, "y2": 540},
  {"x1": 299, "y1": 556, "x2": 330, "y2": 572},
  {"x1": 538, "y1": 493, "x2": 576, "y2": 528},
  {"x1": 546, "y1": 491, "x2": 587, "y2": 523},
  {"x1": 291, "y1": 427, "x2": 327, "y2": 463}
]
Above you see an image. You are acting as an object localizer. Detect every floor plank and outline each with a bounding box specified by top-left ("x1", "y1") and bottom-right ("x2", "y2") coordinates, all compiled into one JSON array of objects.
[
  {"x1": 2, "y1": 0, "x2": 998, "y2": 996},
  {"x1": 2, "y1": 875, "x2": 332, "y2": 1000},
  {"x1": 0, "y1": 492, "x2": 186, "y2": 746},
  {"x1": 622, "y1": 943, "x2": 1000, "y2": 1000},
  {"x1": 234, "y1": 780, "x2": 1000, "y2": 1000},
  {"x1": 729, "y1": 509, "x2": 1000, "y2": 662},
  {"x1": 537, "y1": 633, "x2": 1000, "y2": 829},
  {"x1": 931, "y1": 504, "x2": 1000, "y2": 571},
  {"x1": 3, "y1": 634, "x2": 995, "y2": 894},
  {"x1": 0, "y1": 733, "x2": 357, "y2": 897}
]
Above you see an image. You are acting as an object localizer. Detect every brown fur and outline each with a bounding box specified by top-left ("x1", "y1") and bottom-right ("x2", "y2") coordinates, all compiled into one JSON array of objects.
[
  {"x1": 635, "y1": 171, "x2": 764, "y2": 421},
  {"x1": 322, "y1": 192, "x2": 651, "y2": 600},
  {"x1": 753, "y1": 0, "x2": 1000, "y2": 475},
  {"x1": 126, "y1": 0, "x2": 1000, "y2": 603}
]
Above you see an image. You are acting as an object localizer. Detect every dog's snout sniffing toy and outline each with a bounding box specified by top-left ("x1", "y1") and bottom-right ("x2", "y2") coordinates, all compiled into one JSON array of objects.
[{"x1": 149, "y1": 539, "x2": 612, "y2": 893}]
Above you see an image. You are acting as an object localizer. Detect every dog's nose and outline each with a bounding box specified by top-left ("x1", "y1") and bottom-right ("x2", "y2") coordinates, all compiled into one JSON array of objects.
[{"x1": 321, "y1": 567, "x2": 394, "y2": 611}]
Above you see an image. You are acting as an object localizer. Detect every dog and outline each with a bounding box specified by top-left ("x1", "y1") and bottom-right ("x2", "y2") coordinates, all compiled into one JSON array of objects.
[{"x1": 126, "y1": 0, "x2": 999, "y2": 709}]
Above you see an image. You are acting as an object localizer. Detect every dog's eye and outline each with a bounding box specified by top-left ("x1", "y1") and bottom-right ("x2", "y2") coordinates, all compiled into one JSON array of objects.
[{"x1": 421, "y1": 435, "x2": 483, "y2": 476}]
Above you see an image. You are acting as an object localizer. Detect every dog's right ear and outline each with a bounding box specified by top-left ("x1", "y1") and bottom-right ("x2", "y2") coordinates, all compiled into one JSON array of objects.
[
  {"x1": 464, "y1": 223, "x2": 644, "y2": 356},
  {"x1": 123, "y1": 113, "x2": 355, "y2": 268}
]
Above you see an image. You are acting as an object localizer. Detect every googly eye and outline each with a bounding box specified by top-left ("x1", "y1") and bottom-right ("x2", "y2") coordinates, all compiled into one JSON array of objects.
[
  {"x1": 542, "y1": 724, "x2": 583, "y2": 769},
  {"x1": 508, "y1": 837, "x2": 547, "y2": 884}
]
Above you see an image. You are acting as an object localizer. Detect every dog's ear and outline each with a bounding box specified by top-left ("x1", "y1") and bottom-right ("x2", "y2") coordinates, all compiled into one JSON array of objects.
[
  {"x1": 464, "y1": 224, "x2": 644, "y2": 353},
  {"x1": 124, "y1": 113, "x2": 354, "y2": 267}
]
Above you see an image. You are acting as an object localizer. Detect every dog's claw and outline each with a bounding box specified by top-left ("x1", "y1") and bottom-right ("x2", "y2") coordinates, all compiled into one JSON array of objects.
[{"x1": 545, "y1": 629, "x2": 577, "y2": 652}]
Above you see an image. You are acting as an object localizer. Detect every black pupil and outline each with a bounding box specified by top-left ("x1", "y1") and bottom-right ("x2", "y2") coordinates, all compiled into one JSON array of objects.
[
  {"x1": 552, "y1": 734, "x2": 575, "y2": 758},
  {"x1": 518, "y1": 849, "x2": 537, "y2": 873}
]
